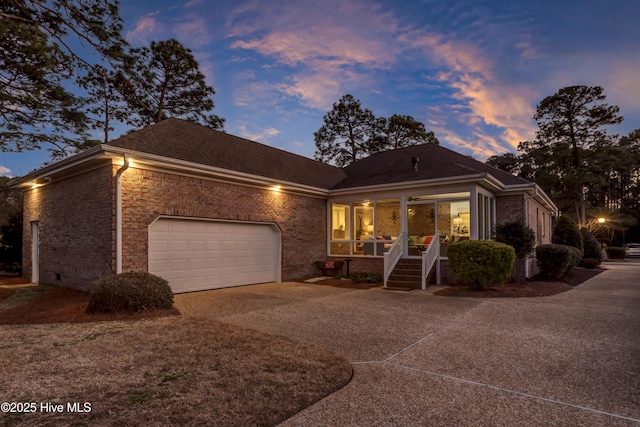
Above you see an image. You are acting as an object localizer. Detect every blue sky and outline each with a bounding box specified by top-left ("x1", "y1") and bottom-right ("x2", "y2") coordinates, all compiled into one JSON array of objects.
[{"x1": 2, "y1": 0, "x2": 639, "y2": 177}]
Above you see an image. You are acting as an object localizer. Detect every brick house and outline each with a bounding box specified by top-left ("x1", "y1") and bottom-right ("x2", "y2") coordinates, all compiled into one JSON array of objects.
[{"x1": 9, "y1": 118, "x2": 557, "y2": 292}]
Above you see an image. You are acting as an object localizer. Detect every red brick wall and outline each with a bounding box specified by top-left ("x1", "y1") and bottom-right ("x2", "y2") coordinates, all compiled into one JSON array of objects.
[
  {"x1": 497, "y1": 193, "x2": 554, "y2": 279},
  {"x1": 119, "y1": 167, "x2": 327, "y2": 281},
  {"x1": 495, "y1": 194, "x2": 525, "y2": 224},
  {"x1": 22, "y1": 165, "x2": 115, "y2": 289}
]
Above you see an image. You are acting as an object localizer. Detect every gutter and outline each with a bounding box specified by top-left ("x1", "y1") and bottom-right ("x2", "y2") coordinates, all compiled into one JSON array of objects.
[{"x1": 115, "y1": 154, "x2": 129, "y2": 274}]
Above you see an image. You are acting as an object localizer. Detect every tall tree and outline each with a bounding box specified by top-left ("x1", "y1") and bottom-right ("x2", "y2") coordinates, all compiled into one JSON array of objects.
[
  {"x1": 0, "y1": 176, "x2": 22, "y2": 228},
  {"x1": 314, "y1": 94, "x2": 378, "y2": 167},
  {"x1": 376, "y1": 114, "x2": 439, "y2": 149},
  {"x1": 314, "y1": 95, "x2": 439, "y2": 166},
  {"x1": 486, "y1": 153, "x2": 520, "y2": 175},
  {"x1": 117, "y1": 39, "x2": 224, "y2": 130},
  {"x1": 0, "y1": 0, "x2": 125, "y2": 155},
  {"x1": 519, "y1": 86, "x2": 623, "y2": 226},
  {"x1": 78, "y1": 65, "x2": 129, "y2": 144}
]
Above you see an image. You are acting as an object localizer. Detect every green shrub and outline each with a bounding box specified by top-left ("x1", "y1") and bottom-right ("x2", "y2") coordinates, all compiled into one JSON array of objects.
[
  {"x1": 580, "y1": 227, "x2": 602, "y2": 263},
  {"x1": 447, "y1": 240, "x2": 516, "y2": 290},
  {"x1": 348, "y1": 272, "x2": 383, "y2": 283},
  {"x1": 606, "y1": 247, "x2": 626, "y2": 259},
  {"x1": 494, "y1": 219, "x2": 536, "y2": 259},
  {"x1": 552, "y1": 216, "x2": 583, "y2": 253},
  {"x1": 535, "y1": 244, "x2": 574, "y2": 279},
  {"x1": 581, "y1": 258, "x2": 600, "y2": 269},
  {"x1": 567, "y1": 245, "x2": 582, "y2": 268},
  {"x1": 87, "y1": 271, "x2": 174, "y2": 314}
]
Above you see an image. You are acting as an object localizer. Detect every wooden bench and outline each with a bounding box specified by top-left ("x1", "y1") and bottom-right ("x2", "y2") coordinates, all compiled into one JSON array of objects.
[{"x1": 315, "y1": 260, "x2": 344, "y2": 276}]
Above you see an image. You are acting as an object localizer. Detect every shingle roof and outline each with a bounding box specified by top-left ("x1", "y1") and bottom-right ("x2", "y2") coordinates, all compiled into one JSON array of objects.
[
  {"x1": 332, "y1": 143, "x2": 532, "y2": 189},
  {"x1": 106, "y1": 118, "x2": 347, "y2": 189},
  {"x1": 105, "y1": 118, "x2": 531, "y2": 191}
]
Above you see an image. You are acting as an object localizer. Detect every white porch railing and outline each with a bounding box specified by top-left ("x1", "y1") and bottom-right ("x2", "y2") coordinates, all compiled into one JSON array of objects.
[
  {"x1": 383, "y1": 232, "x2": 405, "y2": 287},
  {"x1": 421, "y1": 231, "x2": 441, "y2": 289}
]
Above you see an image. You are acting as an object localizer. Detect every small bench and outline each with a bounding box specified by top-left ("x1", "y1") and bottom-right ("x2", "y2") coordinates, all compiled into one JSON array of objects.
[{"x1": 315, "y1": 260, "x2": 344, "y2": 276}]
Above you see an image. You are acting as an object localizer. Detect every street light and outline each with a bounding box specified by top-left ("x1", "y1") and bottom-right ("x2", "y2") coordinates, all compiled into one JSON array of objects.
[{"x1": 598, "y1": 217, "x2": 606, "y2": 224}]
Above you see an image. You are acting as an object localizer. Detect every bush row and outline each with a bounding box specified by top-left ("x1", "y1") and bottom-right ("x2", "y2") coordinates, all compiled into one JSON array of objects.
[
  {"x1": 535, "y1": 244, "x2": 581, "y2": 279},
  {"x1": 606, "y1": 247, "x2": 626, "y2": 259}
]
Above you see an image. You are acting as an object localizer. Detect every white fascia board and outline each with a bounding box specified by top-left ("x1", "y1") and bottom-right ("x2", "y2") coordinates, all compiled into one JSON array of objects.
[
  {"x1": 7, "y1": 145, "x2": 108, "y2": 189},
  {"x1": 102, "y1": 145, "x2": 330, "y2": 198},
  {"x1": 328, "y1": 173, "x2": 489, "y2": 197}
]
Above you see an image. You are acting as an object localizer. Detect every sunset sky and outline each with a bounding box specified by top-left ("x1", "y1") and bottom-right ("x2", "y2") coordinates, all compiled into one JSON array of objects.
[{"x1": 3, "y1": 0, "x2": 639, "y2": 177}]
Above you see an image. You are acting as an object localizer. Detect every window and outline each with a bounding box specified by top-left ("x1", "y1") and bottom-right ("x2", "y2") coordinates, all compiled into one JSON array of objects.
[
  {"x1": 331, "y1": 204, "x2": 350, "y2": 240},
  {"x1": 476, "y1": 193, "x2": 495, "y2": 240},
  {"x1": 329, "y1": 199, "x2": 399, "y2": 256}
]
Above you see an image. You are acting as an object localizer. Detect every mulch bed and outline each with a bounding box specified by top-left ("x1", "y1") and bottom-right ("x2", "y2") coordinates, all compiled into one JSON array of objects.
[
  {"x1": 0, "y1": 285, "x2": 180, "y2": 325},
  {"x1": 0, "y1": 266, "x2": 605, "y2": 324},
  {"x1": 434, "y1": 267, "x2": 604, "y2": 298},
  {"x1": 296, "y1": 277, "x2": 380, "y2": 289}
]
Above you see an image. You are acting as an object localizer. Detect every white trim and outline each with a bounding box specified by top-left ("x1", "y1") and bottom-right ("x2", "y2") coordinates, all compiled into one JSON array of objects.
[
  {"x1": 102, "y1": 146, "x2": 329, "y2": 198},
  {"x1": 115, "y1": 156, "x2": 129, "y2": 274},
  {"x1": 7, "y1": 146, "x2": 106, "y2": 189},
  {"x1": 31, "y1": 222, "x2": 39, "y2": 284},
  {"x1": 330, "y1": 174, "x2": 488, "y2": 197}
]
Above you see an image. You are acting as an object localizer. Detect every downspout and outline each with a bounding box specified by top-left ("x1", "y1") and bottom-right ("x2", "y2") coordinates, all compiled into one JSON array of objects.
[{"x1": 115, "y1": 154, "x2": 129, "y2": 274}]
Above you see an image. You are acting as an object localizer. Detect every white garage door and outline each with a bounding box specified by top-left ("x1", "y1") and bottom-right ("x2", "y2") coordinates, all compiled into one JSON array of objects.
[{"x1": 149, "y1": 218, "x2": 280, "y2": 293}]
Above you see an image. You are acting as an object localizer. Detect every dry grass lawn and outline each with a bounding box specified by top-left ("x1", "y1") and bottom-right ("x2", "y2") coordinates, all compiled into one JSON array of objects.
[{"x1": 0, "y1": 281, "x2": 352, "y2": 426}]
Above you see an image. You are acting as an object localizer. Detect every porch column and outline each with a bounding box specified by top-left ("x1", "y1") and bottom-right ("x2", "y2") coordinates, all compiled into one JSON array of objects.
[
  {"x1": 400, "y1": 195, "x2": 408, "y2": 257},
  {"x1": 470, "y1": 187, "x2": 478, "y2": 240}
]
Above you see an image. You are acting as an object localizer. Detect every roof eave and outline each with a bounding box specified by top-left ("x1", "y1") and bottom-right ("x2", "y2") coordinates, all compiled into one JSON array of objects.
[
  {"x1": 103, "y1": 145, "x2": 331, "y2": 197},
  {"x1": 329, "y1": 173, "x2": 491, "y2": 196},
  {"x1": 7, "y1": 145, "x2": 108, "y2": 189}
]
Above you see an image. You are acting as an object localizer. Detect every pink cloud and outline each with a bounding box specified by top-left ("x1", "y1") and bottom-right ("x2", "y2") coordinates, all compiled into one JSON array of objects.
[
  {"x1": 175, "y1": 18, "x2": 212, "y2": 47},
  {"x1": 126, "y1": 14, "x2": 161, "y2": 44},
  {"x1": 410, "y1": 33, "x2": 538, "y2": 150},
  {"x1": 236, "y1": 124, "x2": 280, "y2": 142},
  {"x1": 229, "y1": 0, "x2": 397, "y2": 108}
]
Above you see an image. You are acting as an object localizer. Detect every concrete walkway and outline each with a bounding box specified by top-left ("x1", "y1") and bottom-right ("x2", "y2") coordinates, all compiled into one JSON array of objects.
[{"x1": 174, "y1": 265, "x2": 640, "y2": 426}]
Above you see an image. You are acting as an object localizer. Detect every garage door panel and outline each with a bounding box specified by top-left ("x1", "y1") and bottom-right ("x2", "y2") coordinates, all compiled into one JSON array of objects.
[
  {"x1": 189, "y1": 240, "x2": 205, "y2": 251},
  {"x1": 188, "y1": 258, "x2": 208, "y2": 269},
  {"x1": 149, "y1": 218, "x2": 279, "y2": 293},
  {"x1": 149, "y1": 260, "x2": 168, "y2": 273}
]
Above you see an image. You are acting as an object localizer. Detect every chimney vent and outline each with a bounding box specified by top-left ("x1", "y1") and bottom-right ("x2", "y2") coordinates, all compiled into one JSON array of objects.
[{"x1": 412, "y1": 157, "x2": 419, "y2": 171}]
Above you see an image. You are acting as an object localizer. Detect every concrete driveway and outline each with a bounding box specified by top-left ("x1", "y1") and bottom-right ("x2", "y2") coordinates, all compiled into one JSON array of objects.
[{"x1": 174, "y1": 264, "x2": 640, "y2": 426}]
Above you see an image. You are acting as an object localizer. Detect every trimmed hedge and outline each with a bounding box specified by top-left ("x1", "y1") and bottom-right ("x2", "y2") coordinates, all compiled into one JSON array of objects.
[
  {"x1": 580, "y1": 228, "x2": 602, "y2": 264},
  {"x1": 494, "y1": 219, "x2": 536, "y2": 259},
  {"x1": 535, "y1": 244, "x2": 575, "y2": 279},
  {"x1": 448, "y1": 240, "x2": 516, "y2": 290},
  {"x1": 87, "y1": 271, "x2": 174, "y2": 314},
  {"x1": 552, "y1": 216, "x2": 583, "y2": 253},
  {"x1": 567, "y1": 245, "x2": 582, "y2": 268},
  {"x1": 582, "y1": 258, "x2": 600, "y2": 269},
  {"x1": 606, "y1": 247, "x2": 626, "y2": 259}
]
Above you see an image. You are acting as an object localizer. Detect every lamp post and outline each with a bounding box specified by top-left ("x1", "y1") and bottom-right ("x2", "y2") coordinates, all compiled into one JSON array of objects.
[{"x1": 597, "y1": 218, "x2": 606, "y2": 250}]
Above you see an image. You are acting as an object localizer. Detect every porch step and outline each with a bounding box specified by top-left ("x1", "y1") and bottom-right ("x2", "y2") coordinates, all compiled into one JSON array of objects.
[{"x1": 387, "y1": 259, "x2": 423, "y2": 289}]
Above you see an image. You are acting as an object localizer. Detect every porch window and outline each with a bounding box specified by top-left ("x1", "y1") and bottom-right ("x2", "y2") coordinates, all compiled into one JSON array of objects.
[
  {"x1": 330, "y1": 204, "x2": 350, "y2": 255},
  {"x1": 477, "y1": 193, "x2": 495, "y2": 240},
  {"x1": 407, "y1": 198, "x2": 470, "y2": 256},
  {"x1": 329, "y1": 198, "x2": 400, "y2": 256},
  {"x1": 329, "y1": 192, "x2": 480, "y2": 257}
]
